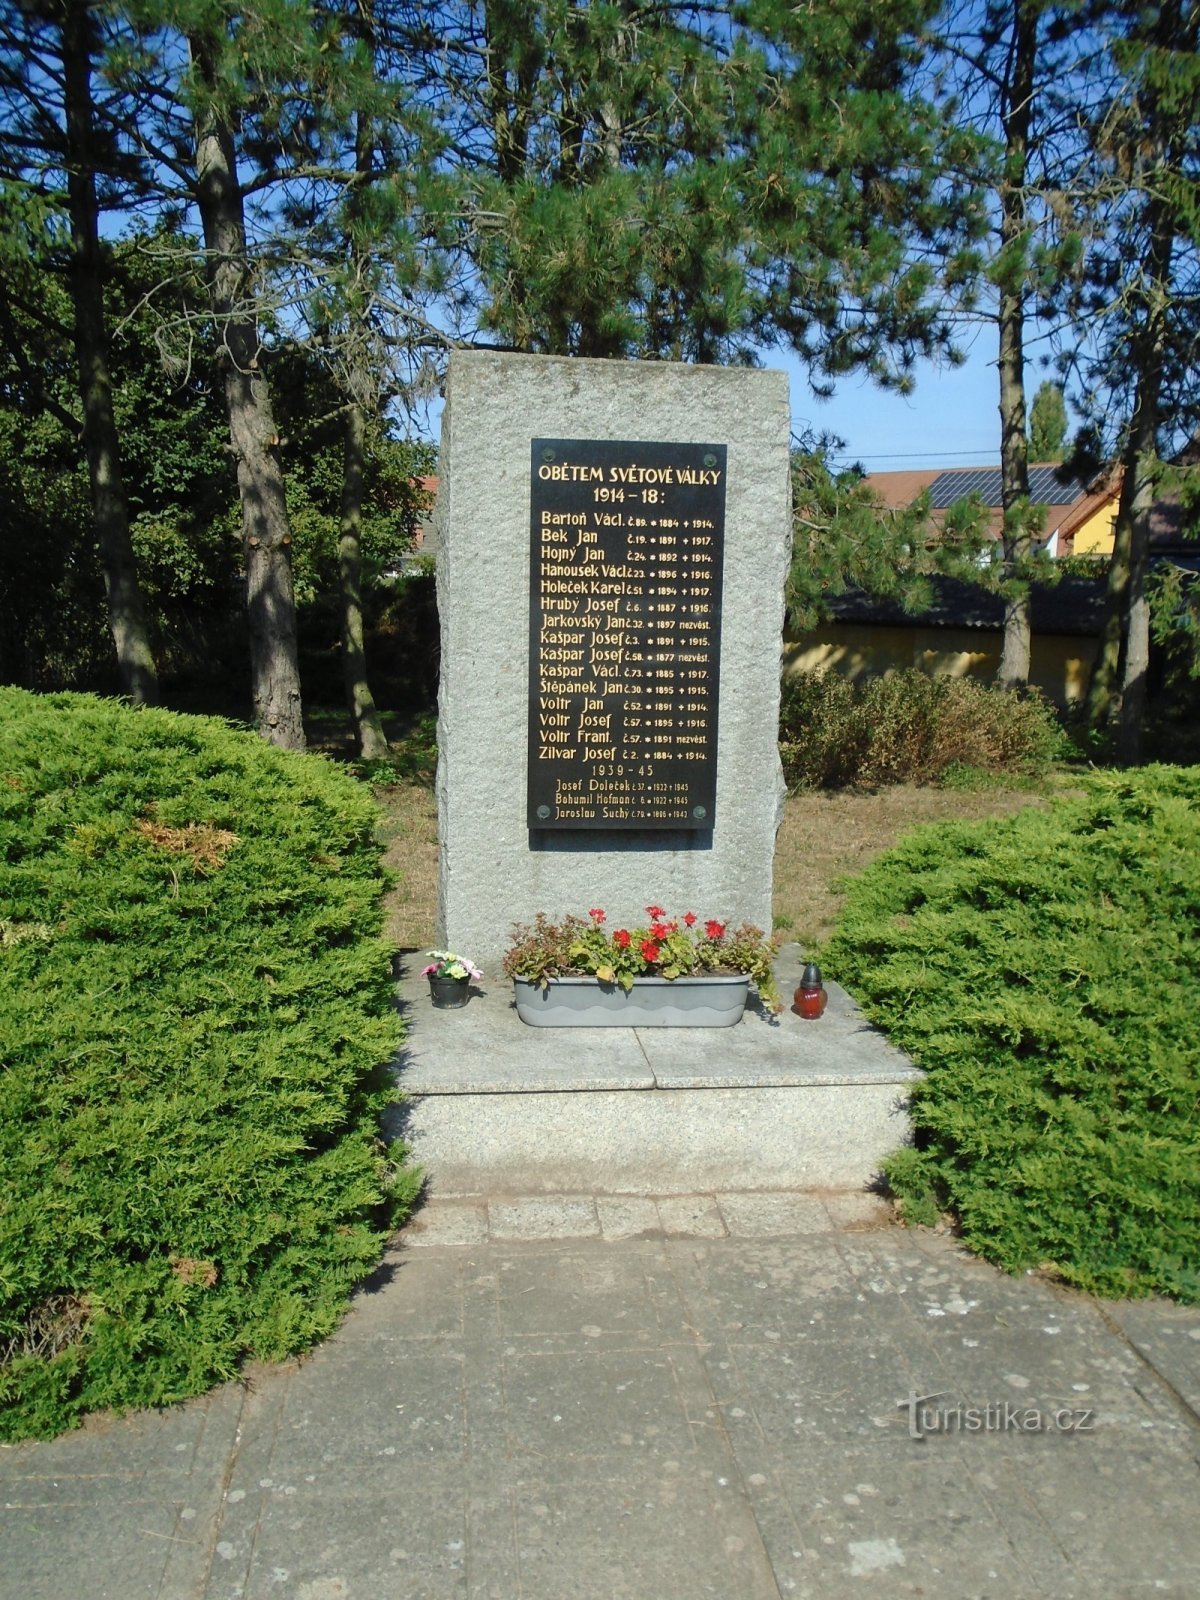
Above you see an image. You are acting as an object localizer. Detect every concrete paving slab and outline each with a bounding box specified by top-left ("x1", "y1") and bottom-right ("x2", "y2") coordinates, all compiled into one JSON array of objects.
[
  {"x1": 1101, "y1": 1297, "x2": 1200, "y2": 1417},
  {"x1": 208, "y1": 1479, "x2": 471, "y2": 1600},
  {"x1": 268, "y1": 1348, "x2": 469, "y2": 1476},
  {"x1": 0, "y1": 1496, "x2": 201, "y2": 1600},
  {"x1": 655, "y1": 1193, "x2": 727, "y2": 1238},
  {"x1": 595, "y1": 1195, "x2": 662, "y2": 1240},
  {"x1": 480, "y1": 1242, "x2": 686, "y2": 1350},
  {"x1": 320, "y1": 1251, "x2": 463, "y2": 1341},
  {"x1": 487, "y1": 1195, "x2": 600, "y2": 1242},
  {"x1": 401, "y1": 1202, "x2": 490, "y2": 1249},
  {"x1": 715, "y1": 1190, "x2": 832, "y2": 1236},
  {"x1": 500, "y1": 1346, "x2": 706, "y2": 1464},
  {"x1": 395, "y1": 975, "x2": 655, "y2": 1093},
  {"x1": 823, "y1": 1190, "x2": 895, "y2": 1229},
  {"x1": 500, "y1": 1465, "x2": 781, "y2": 1600},
  {"x1": 3, "y1": 1218, "x2": 1198, "y2": 1600}
]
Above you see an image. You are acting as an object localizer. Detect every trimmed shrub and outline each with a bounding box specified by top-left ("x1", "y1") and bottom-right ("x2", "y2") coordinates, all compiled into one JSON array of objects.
[
  {"x1": 779, "y1": 669, "x2": 1066, "y2": 789},
  {"x1": 0, "y1": 690, "x2": 419, "y2": 1440},
  {"x1": 823, "y1": 767, "x2": 1200, "y2": 1301}
]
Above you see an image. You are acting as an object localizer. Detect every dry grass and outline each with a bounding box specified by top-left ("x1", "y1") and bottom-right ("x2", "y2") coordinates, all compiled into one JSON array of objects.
[
  {"x1": 772, "y1": 783, "x2": 1049, "y2": 948},
  {"x1": 377, "y1": 780, "x2": 439, "y2": 950},
  {"x1": 374, "y1": 775, "x2": 1050, "y2": 957}
]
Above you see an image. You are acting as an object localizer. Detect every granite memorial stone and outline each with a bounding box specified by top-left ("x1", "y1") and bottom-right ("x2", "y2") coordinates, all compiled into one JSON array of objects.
[{"x1": 434, "y1": 351, "x2": 791, "y2": 972}]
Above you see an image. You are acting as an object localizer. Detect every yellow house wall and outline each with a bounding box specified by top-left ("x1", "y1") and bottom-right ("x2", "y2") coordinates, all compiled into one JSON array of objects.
[
  {"x1": 1072, "y1": 500, "x2": 1119, "y2": 555},
  {"x1": 783, "y1": 623, "x2": 1098, "y2": 706}
]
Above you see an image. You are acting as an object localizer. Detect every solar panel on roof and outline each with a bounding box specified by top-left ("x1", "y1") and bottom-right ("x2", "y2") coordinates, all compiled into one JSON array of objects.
[
  {"x1": 1028, "y1": 465, "x2": 1085, "y2": 502},
  {"x1": 927, "y1": 466, "x2": 1085, "y2": 510},
  {"x1": 928, "y1": 469, "x2": 1002, "y2": 508}
]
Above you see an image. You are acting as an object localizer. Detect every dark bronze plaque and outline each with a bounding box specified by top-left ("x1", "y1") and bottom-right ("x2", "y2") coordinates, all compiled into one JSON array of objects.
[{"x1": 527, "y1": 437, "x2": 726, "y2": 830}]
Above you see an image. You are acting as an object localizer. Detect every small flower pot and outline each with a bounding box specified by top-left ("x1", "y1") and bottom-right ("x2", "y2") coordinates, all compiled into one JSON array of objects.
[{"x1": 428, "y1": 974, "x2": 470, "y2": 1010}]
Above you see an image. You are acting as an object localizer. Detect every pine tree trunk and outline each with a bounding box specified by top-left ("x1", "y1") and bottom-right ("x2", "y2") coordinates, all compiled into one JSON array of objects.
[
  {"x1": 189, "y1": 38, "x2": 305, "y2": 750},
  {"x1": 996, "y1": 276, "x2": 1032, "y2": 689},
  {"x1": 995, "y1": 0, "x2": 1035, "y2": 692},
  {"x1": 63, "y1": 0, "x2": 157, "y2": 705},
  {"x1": 1116, "y1": 453, "x2": 1158, "y2": 765},
  {"x1": 339, "y1": 402, "x2": 389, "y2": 760},
  {"x1": 1085, "y1": 469, "x2": 1134, "y2": 730},
  {"x1": 1085, "y1": 134, "x2": 1174, "y2": 747}
]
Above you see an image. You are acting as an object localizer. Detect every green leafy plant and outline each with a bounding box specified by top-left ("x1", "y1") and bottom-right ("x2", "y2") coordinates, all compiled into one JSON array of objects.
[
  {"x1": 823, "y1": 767, "x2": 1200, "y2": 1302},
  {"x1": 0, "y1": 689, "x2": 420, "y2": 1440},
  {"x1": 502, "y1": 906, "x2": 782, "y2": 1012}
]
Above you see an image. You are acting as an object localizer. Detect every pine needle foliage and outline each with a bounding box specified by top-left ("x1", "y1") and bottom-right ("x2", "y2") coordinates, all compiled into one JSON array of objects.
[
  {"x1": 0, "y1": 690, "x2": 419, "y2": 1440},
  {"x1": 824, "y1": 767, "x2": 1200, "y2": 1302}
]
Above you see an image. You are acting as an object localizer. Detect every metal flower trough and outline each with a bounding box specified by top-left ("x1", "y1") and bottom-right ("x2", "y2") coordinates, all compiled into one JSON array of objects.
[{"x1": 512, "y1": 973, "x2": 750, "y2": 1028}]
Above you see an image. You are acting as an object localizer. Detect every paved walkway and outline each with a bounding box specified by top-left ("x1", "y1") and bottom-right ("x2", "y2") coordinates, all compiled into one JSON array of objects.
[{"x1": 3, "y1": 1192, "x2": 1199, "y2": 1600}]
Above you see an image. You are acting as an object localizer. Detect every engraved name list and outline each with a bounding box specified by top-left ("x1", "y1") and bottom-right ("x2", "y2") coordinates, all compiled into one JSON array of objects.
[{"x1": 527, "y1": 437, "x2": 726, "y2": 829}]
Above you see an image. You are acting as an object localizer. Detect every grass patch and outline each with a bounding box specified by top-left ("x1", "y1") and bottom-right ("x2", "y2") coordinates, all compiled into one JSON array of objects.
[
  {"x1": 0, "y1": 689, "x2": 420, "y2": 1441},
  {"x1": 822, "y1": 766, "x2": 1200, "y2": 1301}
]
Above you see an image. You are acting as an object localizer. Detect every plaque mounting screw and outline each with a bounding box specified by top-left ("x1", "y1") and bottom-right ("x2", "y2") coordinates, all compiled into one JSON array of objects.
[
  {"x1": 693, "y1": 805, "x2": 707, "y2": 820},
  {"x1": 541, "y1": 448, "x2": 556, "y2": 463},
  {"x1": 702, "y1": 453, "x2": 717, "y2": 468},
  {"x1": 536, "y1": 805, "x2": 551, "y2": 820}
]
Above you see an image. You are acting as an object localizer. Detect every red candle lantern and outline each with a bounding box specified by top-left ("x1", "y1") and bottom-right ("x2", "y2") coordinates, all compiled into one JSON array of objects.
[{"x1": 792, "y1": 961, "x2": 828, "y2": 1019}]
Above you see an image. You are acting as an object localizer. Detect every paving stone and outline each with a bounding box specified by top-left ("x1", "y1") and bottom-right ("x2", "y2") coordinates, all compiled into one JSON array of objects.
[
  {"x1": 596, "y1": 1195, "x2": 663, "y2": 1240},
  {"x1": 715, "y1": 1191, "x2": 831, "y2": 1237},
  {"x1": 401, "y1": 1202, "x2": 489, "y2": 1249},
  {"x1": 1101, "y1": 1298, "x2": 1200, "y2": 1418},
  {"x1": 487, "y1": 1195, "x2": 600, "y2": 1242},
  {"x1": 485, "y1": 1244, "x2": 680, "y2": 1344},
  {"x1": 655, "y1": 1194, "x2": 727, "y2": 1238},
  {"x1": 822, "y1": 1190, "x2": 895, "y2": 1230},
  {"x1": 503, "y1": 1466, "x2": 779, "y2": 1600},
  {"x1": 4, "y1": 1220, "x2": 1199, "y2": 1600}
]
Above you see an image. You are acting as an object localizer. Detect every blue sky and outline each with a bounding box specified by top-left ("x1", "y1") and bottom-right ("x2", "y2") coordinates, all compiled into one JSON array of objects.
[
  {"x1": 408, "y1": 325, "x2": 1024, "y2": 474},
  {"x1": 781, "y1": 332, "x2": 1008, "y2": 474}
]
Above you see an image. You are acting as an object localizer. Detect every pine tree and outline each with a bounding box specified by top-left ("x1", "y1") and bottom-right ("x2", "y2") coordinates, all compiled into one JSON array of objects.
[
  {"x1": 0, "y1": 0, "x2": 158, "y2": 702},
  {"x1": 1028, "y1": 380, "x2": 1068, "y2": 460},
  {"x1": 930, "y1": 3, "x2": 1101, "y2": 692},
  {"x1": 1078, "y1": 1, "x2": 1200, "y2": 762},
  {"x1": 413, "y1": 1, "x2": 984, "y2": 382}
]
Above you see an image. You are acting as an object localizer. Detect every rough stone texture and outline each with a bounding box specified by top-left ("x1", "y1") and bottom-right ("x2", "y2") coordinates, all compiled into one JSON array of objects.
[
  {"x1": 400, "y1": 1080, "x2": 913, "y2": 1198},
  {"x1": 390, "y1": 944, "x2": 919, "y2": 1197},
  {"x1": 5, "y1": 1228, "x2": 1198, "y2": 1600},
  {"x1": 434, "y1": 350, "x2": 792, "y2": 971}
]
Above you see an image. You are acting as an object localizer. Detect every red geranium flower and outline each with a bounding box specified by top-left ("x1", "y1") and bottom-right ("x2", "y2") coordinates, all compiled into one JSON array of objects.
[
  {"x1": 641, "y1": 939, "x2": 661, "y2": 962},
  {"x1": 705, "y1": 919, "x2": 726, "y2": 940},
  {"x1": 650, "y1": 921, "x2": 671, "y2": 940},
  {"x1": 589, "y1": 907, "x2": 606, "y2": 923},
  {"x1": 645, "y1": 904, "x2": 665, "y2": 919},
  {"x1": 683, "y1": 912, "x2": 697, "y2": 927},
  {"x1": 614, "y1": 929, "x2": 631, "y2": 949}
]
